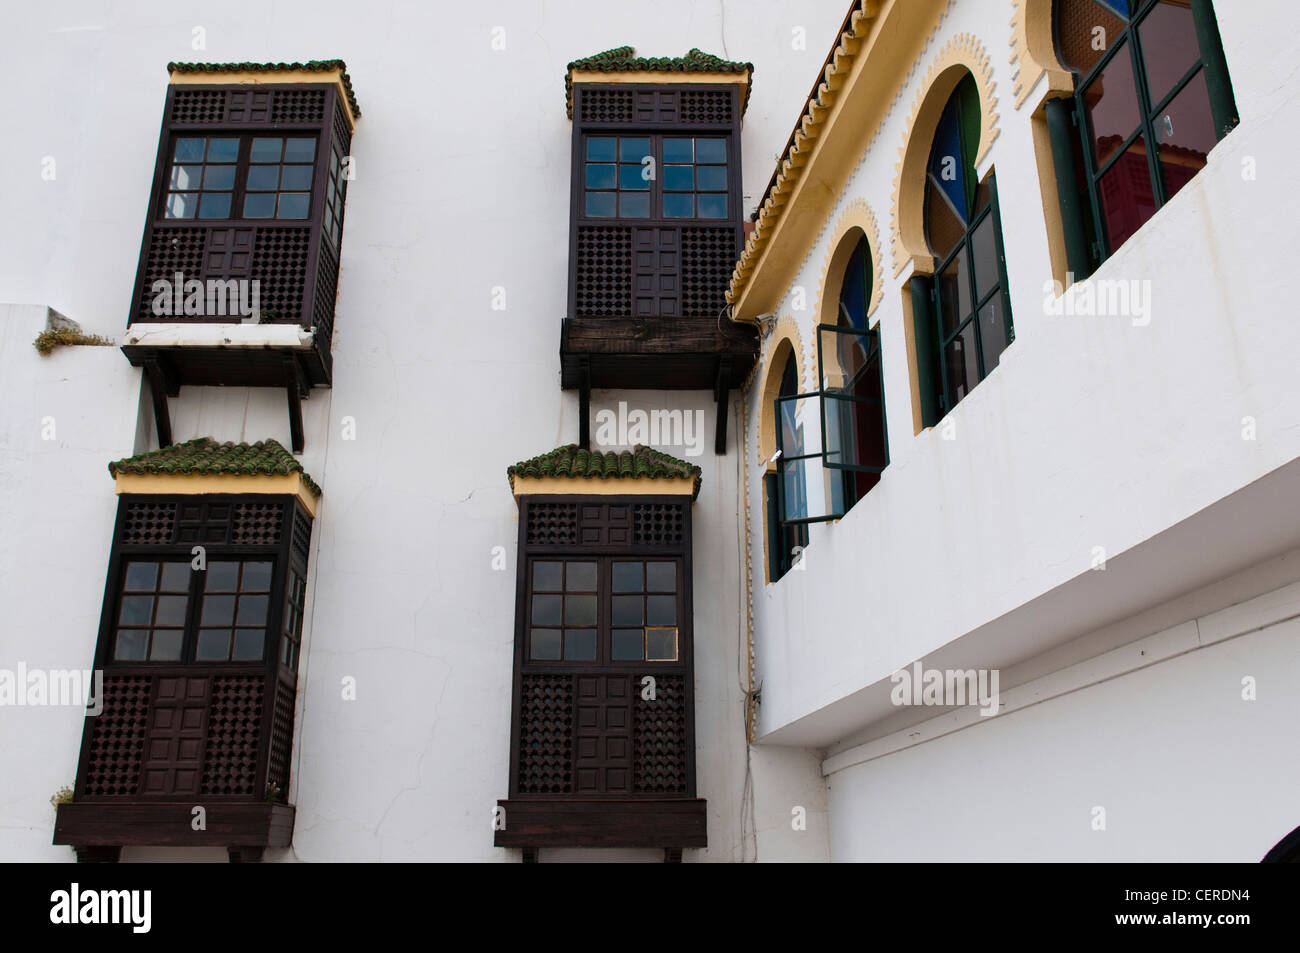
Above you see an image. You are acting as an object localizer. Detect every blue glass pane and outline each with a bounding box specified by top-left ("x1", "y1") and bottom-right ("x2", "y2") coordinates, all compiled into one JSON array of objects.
[
  {"x1": 283, "y1": 138, "x2": 316, "y2": 162},
  {"x1": 620, "y1": 138, "x2": 651, "y2": 162},
  {"x1": 664, "y1": 193, "x2": 693, "y2": 218},
  {"x1": 839, "y1": 241, "x2": 869, "y2": 328},
  {"x1": 696, "y1": 139, "x2": 726, "y2": 163},
  {"x1": 619, "y1": 164, "x2": 649, "y2": 190},
  {"x1": 246, "y1": 166, "x2": 279, "y2": 191},
  {"x1": 277, "y1": 193, "x2": 311, "y2": 219},
  {"x1": 927, "y1": 99, "x2": 968, "y2": 225},
  {"x1": 585, "y1": 164, "x2": 616, "y2": 189},
  {"x1": 198, "y1": 192, "x2": 232, "y2": 219},
  {"x1": 250, "y1": 138, "x2": 283, "y2": 163},
  {"x1": 202, "y1": 165, "x2": 235, "y2": 190},
  {"x1": 585, "y1": 192, "x2": 616, "y2": 217},
  {"x1": 697, "y1": 193, "x2": 727, "y2": 218},
  {"x1": 663, "y1": 138, "x2": 693, "y2": 163},
  {"x1": 619, "y1": 193, "x2": 650, "y2": 218},
  {"x1": 242, "y1": 193, "x2": 276, "y2": 218},
  {"x1": 1096, "y1": 0, "x2": 1130, "y2": 19},
  {"x1": 280, "y1": 165, "x2": 313, "y2": 190},
  {"x1": 207, "y1": 138, "x2": 239, "y2": 162},
  {"x1": 174, "y1": 138, "x2": 206, "y2": 162},
  {"x1": 663, "y1": 166, "x2": 694, "y2": 191},
  {"x1": 170, "y1": 164, "x2": 202, "y2": 189},
  {"x1": 165, "y1": 193, "x2": 197, "y2": 218},
  {"x1": 697, "y1": 166, "x2": 727, "y2": 191},
  {"x1": 586, "y1": 137, "x2": 616, "y2": 161}
]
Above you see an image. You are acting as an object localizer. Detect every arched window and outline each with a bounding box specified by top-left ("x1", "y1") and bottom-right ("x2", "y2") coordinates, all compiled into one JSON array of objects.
[
  {"x1": 920, "y1": 74, "x2": 1013, "y2": 417},
  {"x1": 764, "y1": 350, "x2": 808, "y2": 582},
  {"x1": 1052, "y1": 0, "x2": 1238, "y2": 272}
]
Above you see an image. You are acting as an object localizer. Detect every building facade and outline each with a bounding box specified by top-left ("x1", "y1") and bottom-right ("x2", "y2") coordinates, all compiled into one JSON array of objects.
[{"x1": 2, "y1": 0, "x2": 1298, "y2": 862}]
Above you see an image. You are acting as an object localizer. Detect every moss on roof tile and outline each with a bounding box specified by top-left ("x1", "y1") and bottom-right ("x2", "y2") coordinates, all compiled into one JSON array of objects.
[
  {"x1": 508, "y1": 444, "x2": 701, "y2": 498},
  {"x1": 565, "y1": 46, "x2": 753, "y2": 118},
  {"x1": 168, "y1": 60, "x2": 360, "y2": 118},
  {"x1": 109, "y1": 438, "x2": 321, "y2": 497}
]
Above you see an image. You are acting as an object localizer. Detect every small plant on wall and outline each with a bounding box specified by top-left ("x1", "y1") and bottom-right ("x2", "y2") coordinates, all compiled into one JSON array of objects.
[
  {"x1": 33, "y1": 328, "x2": 113, "y2": 356},
  {"x1": 265, "y1": 781, "x2": 283, "y2": 803},
  {"x1": 49, "y1": 785, "x2": 74, "y2": 806}
]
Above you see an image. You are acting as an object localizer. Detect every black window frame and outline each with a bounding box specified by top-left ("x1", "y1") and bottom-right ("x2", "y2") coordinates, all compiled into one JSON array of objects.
[{"x1": 158, "y1": 132, "x2": 323, "y2": 224}]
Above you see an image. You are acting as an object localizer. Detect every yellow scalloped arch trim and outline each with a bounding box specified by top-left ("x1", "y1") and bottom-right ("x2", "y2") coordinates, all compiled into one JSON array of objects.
[
  {"x1": 815, "y1": 198, "x2": 885, "y2": 331},
  {"x1": 1010, "y1": 0, "x2": 1075, "y2": 109},
  {"x1": 755, "y1": 315, "x2": 810, "y2": 466}
]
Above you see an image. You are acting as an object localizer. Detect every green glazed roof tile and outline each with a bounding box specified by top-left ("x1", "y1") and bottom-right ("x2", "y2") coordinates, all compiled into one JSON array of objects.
[
  {"x1": 508, "y1": 444, "x2": 701, "y2": 498},
  {"x1": 109, "y1": 437, "x2": 322, "y2": 497},
  {"x1": 168, "y1": 60, "x2": 361, "y2": 118},
  {"x1": 565, "y1": 46, "x2": 753, "y2": 118}
]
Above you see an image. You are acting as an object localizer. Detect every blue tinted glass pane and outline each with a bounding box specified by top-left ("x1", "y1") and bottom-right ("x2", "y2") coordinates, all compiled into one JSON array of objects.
[
  {"x1": 283, "y1": 138, "x2": 315, "y2": 162},
  {"x1": 242, "y1": 193, "x2": 276, "y2": 218},
  {"x1": 1097, "y1": 0, "x2": 1129, "y2": 18},
  {"x1": 250, "y1": 138, "x2": 282, "y2": 162},
  {"x1": 174, "y1": 138, "x2": 206, "y2": 162},
  {"x1": 280, "y1": 165, "x2": 313, "y2": 190},
  {"x1": 198, "y1": 192, "x2": 231, "y2": 218},
  {"x1": 124, "y1": 562, "x2": 158, "y2": 591},
  {"x1": 697, "y1": 193, "x2": 727, "y2": 218},
  {"x1": 927, "y1": 100, "x2": 968, "y2": 225},
  {"x1": 619, "y1": 137, "x2": 650, "y2": 162},
  {"x1": 619, "y1": 164, "x2": 649, "y2": 190},
  {"x1": 585, "y1": 192, "x2": 616, "y2": 217},
  {"x1": 620, "y1": 193, "x2": 650, "y2": 218},
  {"x1": 586, "y1": 137, "x2": 616, "y2": 161},
  {"x1": 246, "y1": 166, "x2": 279, "y2": 191},
  {"x1": 170, "y1": 164, "x2": 202, "y2": 189},
  {"x1": 585, "y1": 164, "x2": 616, "y2": 189},
  {"x1": 202, "y1": 165, "x2": 235, "y2": 190},
  {"x1": 696, "y1": 139, "x2": 726, "y2": 163},
  {"x1": 165, "y1": 193, "x2": 197, "y2": 218},
  {"x1": 612, "y1": 629, "x2": 643, "y2": 660},
  {"x1": 207, "y1": 138, "x2": 239, "y2": 162},
  {"x1": 232, "y1": 629, "x2": 264, "y2": 661},
  {"x1": 697, "y1": 166, "x2": 727, "y2": 191},
  {"x1": 664, "y1": 193, "x2": 693, "y2": 218},
  {"x1": 114, "y1": 630, "x2": 147, "y2": 661},
  {"x1": 663, "y1": 138, "x2": 693, "y2": 163},
  {"x1": 664, "y1": 166, "x2": 693, "y2": 191},
  {"x1": 277, "y1": 193, "x2": 311, "y2": 218}
]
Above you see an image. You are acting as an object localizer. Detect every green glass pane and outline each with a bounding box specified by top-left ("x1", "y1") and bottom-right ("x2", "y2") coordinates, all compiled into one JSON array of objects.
[{"x1": 619, "y1": 193, "x2": 650, "y2": 217}]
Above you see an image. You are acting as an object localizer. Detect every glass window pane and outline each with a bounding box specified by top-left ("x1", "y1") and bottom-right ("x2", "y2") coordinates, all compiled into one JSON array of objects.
[
  {"x1": 697, "y1": 166, "x2": 728, "y2": 191},
  {"x1": 165, "y1": 193, "x2": 197, "y2": 218},
  {"x1": 619, "y1": 164, "x2": 649, "y2": 190},
  {"x1": 114, "y1": 630, "x2": 148, "y2": 661},
  {"x1": 533, "y1": 561, "x2": 562, "y2": 591},
  {"x1": 246, "y1": 166, "x2": 280, "y2": 191},
  {"x1": 198, "y1": 192, "x2": 231, "y2": 219},
  {"x1": 978, "y1": 298, "x2": 1009, "y2": 376},
  {"x1": 124, "y1": 562, "x2": 158, "y2": 591},
  {"x1": 232, "y1": 629, "x2": 264, "y2": 661},
  {"x1": 612, "y1": 628, "x2": 644, "y2": 660},
  {"x1": 160, "y1": 563, "x2": 190, "y2": 591},
  {"x1": 646, "y1": 627, "x2": 678, "y2": 662},
  {"x1": 695, "y1": 139, "x2": 726, "y2": 163},
  {"x1": 196, "y1": 629, "x2": 230, "y2": 661},
  {"x1": 154, "y1": 595, "x2": 188, "y2": 626},
  {"x1": 1156, "y1": 70, "x2": 1215, "y2": 202},
  {"x1": 243, "y1": 193, "x2": 276, "y2": 218},
  {"x1": 531, "y1": 628, "x2": 561, "y2": 660},
  {"x1": 564, "y1": 629, "x2": 596, "y2": 661},
  {"x1": 202, "y1": 165, "x2": 235, "y2": 190},
  {"x1": 937, "y1": 247, "x2": 971, "y2": 336},
  {"x1": 206, "y1": 562, "x2": 239, "y2": 591},
  {"x1": 585, "y1": 164, "x2": 616, "y2": 189},
  {"x1": 250, "y1": 137, "x2": 283, "y2": 162},
  {"x1": 645, "y1": 562, "x2": 675, "y2": 592},
  {"x1": 280, "y1": 165, "x2": 313, "y2": 190},
  {"x1": 202, "y1": 595, "x2": 235, "y2": 626},
  {"x1": 1097, "y1": 135, "x2": 1158, "y2": 251},
  {"x1": 564, "y1": 594, "x2": 597, "y2": 626},
  {"x1": 174, "y1": 137, "x2": 206, "y2": 162},
  {"x1": 824, "y1": 393, "x2": 888, "y2": 472},
  {"x1": 1056, "y1": 0, "x2": 1127, "y2": 75},
  {"x1": 277, "y1": 193, "x2": 311, "y2": 218},
  {"x1": 664, "y1": 166, "x2": 693, "y2": 191},
  {"x1": 612, "y1": 595, "x2": 643, "y2": 626},
  {"x1": 619, "y1": 138, "x2": 650, "y2": 162},
  {"x1": 585, "y1": 192, "x2": 616, "y2": 217},
  {"x1": 283, "y1": 138, "x2": 316, "y2": 162},
  {"x1": 531, "y1": 593, "x2": 562, "y2": 626},
  {"x1": 664, "y1": 193, "x2": 693, "y2": 218},
  {"x1": 149, "y1": 629, "x2": 183, "y2": 661},
  {"x1": 663, "y1": 138, "x2": 693, "y2": 163},
  {"x1": 612, "y1": 562, "x2": 643, "y2": 593},
  {"x1": 1140, "y1": 1, "x2": 1201, "y2": 106},
  {"x1": 697, "y1": 193, "x2": 727, "y2": 218},
  {"x1": 925, "y1": 183, "x2": 965, "y2": 258},
  {"x1": 647, "y1": 595, "x2": 676, "y2": 626},
  {"x1": 242, "y1": 561, "x2": 273, "y2": 590},
  {"x1": 586, "y1": 137, "x2": 616, "y2": 161},
  {"x1": 944, "y1": 320, "x2": 980, "y2": 406},
  {"x1": 1085, "y1": 42, "x2": 1142, "y2": 168},
  {"x1": 207, "y1": 138, "x2": 239, "y2": 162},
  {"x1": 971, "y1": 215, "x2": 1000, "y2": 302},
  {"x1": 119, "y1": 596, "x2": 153, "y2": 625},
  {"x1": 170, "y1": 164, "x2": 202, "y2": 189},
  {"x1": 566, "y1": 561, "x2": 597, "y2": 591},
  {"x1": 237, "y1": 594, "x2": 268, "y2": 625},
  {"x1": 619, "y1": 193, "x2": 650, "y2": 218}
]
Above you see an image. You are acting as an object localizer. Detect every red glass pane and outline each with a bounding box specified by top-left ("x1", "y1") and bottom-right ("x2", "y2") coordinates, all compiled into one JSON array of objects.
[
  {"x1": 1155, "y1": 70, "x2": 1216, "y2": 201},
  {"x1": 1097, "y1": 135, "x2": 1158, "y2": 252},
  {"x1": 1084, "y1": 40, "x2": 1142, "y2": 168},
  {"x1": 1139, "y1": 0, "x2": 1202, "y2": 106}
]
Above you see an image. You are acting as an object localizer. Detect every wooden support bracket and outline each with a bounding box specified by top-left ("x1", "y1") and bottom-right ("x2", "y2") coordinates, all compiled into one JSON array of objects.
[
  {"x1": 713, "y1": 355, "x2": 732, "y2": 455},
  {"x1": 284, "y1": 356, "x2": 307, "y2": 454},
  {"x1": 143, "y1": 359, "x2": 173, "y2": 448},
  {"x1": 578, "y1": 358, "x2": 591, "y2": 451}
]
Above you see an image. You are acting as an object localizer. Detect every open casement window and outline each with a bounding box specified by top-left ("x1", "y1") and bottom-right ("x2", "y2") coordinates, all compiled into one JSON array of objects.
[
  {"x1": 1052, "y1": 0, "x2": 1238, "y2": 274},
  {"x1": 913, "y1": 74, "x2": 1014, "y2": 423},
  {"x1": 52, "y1": 440, "x2": 318, "y2": 863},
  {"x1": 766, "y1": 353, "x2": 809, "y2": 581}
]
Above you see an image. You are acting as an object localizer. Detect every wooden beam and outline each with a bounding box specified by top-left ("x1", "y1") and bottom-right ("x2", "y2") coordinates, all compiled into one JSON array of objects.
[
  {"x1": 664, "y1": 847, "x2": 683, "y2": 863},
  {"x1": 578, "y1": 358, "x2": 591, "y2": 451},
  {"x1": 713, "y1": 355, "x2": 732, "y2": 455},
  {"x1": 521, "y1": 848, "x2": 539, "y2": 864},
  {"x1": 284, "y1": 356, "x2": 306, "y2": 454},
  {"x1": 143, "y1": 360, "x2": 172, "y2": 448}
]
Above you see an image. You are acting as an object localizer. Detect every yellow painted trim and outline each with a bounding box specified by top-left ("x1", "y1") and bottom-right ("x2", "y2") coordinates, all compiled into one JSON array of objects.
[
  {"x1": 511, "y1": 476, "x2": 697, "y2": 500},
  {"x1": 815, "y1": 198, "x2": 885, "y2": 331},
  {"x1": 1010, "y1": 0, "x2": 1074, "y2": 110},
  {"x1": 889, "y1": 32, "x2": 1001, "y2": 277},
  {"x1": 569, "y1": 70, "x2": 750, "y2": 88},
  {"x1": 899, "y1": 282, "x2": 926, "y2": 436},
  {"x1": 168, "y1": 68, "x2": 357, "y2": 130},
  {"x1": 755, "y1": 317, "x2": 810, "y2": 466},
  {"x1": 115, "y1": 472, "x2": 319, "y2": 517}
]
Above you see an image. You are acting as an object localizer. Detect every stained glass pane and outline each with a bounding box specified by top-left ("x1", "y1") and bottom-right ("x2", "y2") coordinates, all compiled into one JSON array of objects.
[{"x1": 1098, "y1": 135, "x2": 1158, "y2": 250}]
